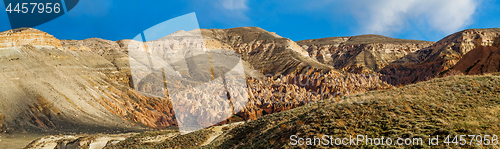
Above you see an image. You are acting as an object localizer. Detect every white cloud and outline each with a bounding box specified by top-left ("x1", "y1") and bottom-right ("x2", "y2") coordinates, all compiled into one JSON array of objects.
[
  {"x1": 221, "y1": 0, "x2": 248, "y2": 10},
  {"x1": 219, "y1": 0, "x2": 249, "y2": 22},
  {"x1": 191, "y1": 0, "x2": 249, "y2": 25},
  {"x1": 350, "y1": 0, "x2": 478, "y2": 35}
]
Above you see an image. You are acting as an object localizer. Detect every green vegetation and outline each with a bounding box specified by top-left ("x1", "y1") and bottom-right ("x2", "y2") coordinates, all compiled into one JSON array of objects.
[
  {"x1": 297, "y1": 34, "x2": 432, "y2": 46},
  {"x1": 105, "y1": 129, "x2": 213, "y2": 149},
  {"x1": 205, "y1": 75, "x2": 500, "y2": 148},
  {"x1": 343, "y1": 34, "x2": 433, "y2": 45},
  {"x1": 106, "y1": 130, "x2": 178, "y2": 148},
  {"x1": 101, "y1": 75, "x2": 500, "y2": 148}
]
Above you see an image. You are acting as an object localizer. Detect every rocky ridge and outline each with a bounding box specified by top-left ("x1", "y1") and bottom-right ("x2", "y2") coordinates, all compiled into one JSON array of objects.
[
  {"x1": 448, "y1": 38, "x2": 500, "y2": 75},
  {"x1": 0, "y1": 27, "x2": 390, "y2": 134},
  {"x1": 381, "y1": 28, "x2": 500, "y2": 85},
  {"x1": 297, "y1": 35, "x2": 434, "y2": 73},
  {"x1": 0, "y1": 28, "x2": 63, "y2": 50},
  {"x1": 238, "y1": 69, "x2": 390, "y2": 121},
  {"x1": 201, "y1": 27, "x2": 333, "y2": 75}
]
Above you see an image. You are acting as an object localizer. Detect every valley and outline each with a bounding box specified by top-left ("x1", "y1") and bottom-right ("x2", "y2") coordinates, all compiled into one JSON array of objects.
[{"x1": 0, "y1": 27, "x2": 498, "y2": 148}]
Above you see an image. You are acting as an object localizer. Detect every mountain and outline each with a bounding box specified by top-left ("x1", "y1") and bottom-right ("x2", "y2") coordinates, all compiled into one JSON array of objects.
[
  {"x1": 201, "y1": 27, "x2": 333, "y2": 75},
  {"x1": 0, "y1": 27, "x2": 390, "y2": 134},
  {"x1": 296, "y1": 28, "x2": 500, "y2": 85},
  {"x1": 380, "y1": 28, "x2": 500, "y2": 85},
  {"x1": 297, "y1": 35, "x2": 434, "y2": 73},
  {"x1": 0, "y1": 28, "x2": 177, "y2": 133},
  {"x1": 203, "y1": 74, "x2": 500, "y2": 148},
  {"x1": 12, "y1": 27, "x2": 500, "y2": 148},
  {"x1": 49, "y1": 74, "x2": 500, "y2": 148},
  {"x1": 448, "y1": 38, "x2": 500, "y2": 75}
]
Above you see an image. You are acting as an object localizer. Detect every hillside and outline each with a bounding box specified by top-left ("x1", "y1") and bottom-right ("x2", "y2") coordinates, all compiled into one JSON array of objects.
[
  {"x1": 205, "y1": 74, "x2": 500, "y2": 148},
  {"x1": 56, "y1": 74, "x2": 500, "y2": 148},
  {"x1": 201, "y1": 27, "x2": 333, "y2": 75},
  {"x1": 0, "y1": 28, "x2": 177, "y2": 133},
  {"x1": 0, "y1": 27, "x2": 391, "y2": 134},
  {"x1": 449, "y1": 39, "x2": 500, "y2": 75},
  {"x1": 297, "y1": 34, "x2": 434, "y2": 73},
  {"x1": 3, "y1": 27, "x2": 500, "y2": 148},
  {"x1": 381, "y1": 28, "x2": 500, "y2": 85}
]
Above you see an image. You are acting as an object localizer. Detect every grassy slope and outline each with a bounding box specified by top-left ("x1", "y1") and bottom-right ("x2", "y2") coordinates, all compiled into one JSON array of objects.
[
  {"x1": 206, "y1": 74, "x2": 500, "y2": 148},
  {"x1": 105, "y1": 129, "x2": 214, "y2": 149},
  {"x1": 296, "y1": 34, "x2": 433, "y2": 46}
]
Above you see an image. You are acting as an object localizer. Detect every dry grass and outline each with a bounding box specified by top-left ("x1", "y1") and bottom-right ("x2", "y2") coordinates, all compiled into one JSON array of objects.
[
  {"x1": 101, "y1": 75, "x2": 500, "y2": 148},
  {"x1": 204, "y1": 75, "x2": 500, "y2": 148}
]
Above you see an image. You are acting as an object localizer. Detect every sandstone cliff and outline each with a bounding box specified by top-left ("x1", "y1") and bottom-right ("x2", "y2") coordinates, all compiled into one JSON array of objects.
[
  {"x1": 0, "y1": 27, "x2": 391, "y2": 133},
  {"x1": 449, "y1": 42, "x2": 500, "y2": 75},
  {"x1": 297, "y1": 35, "x2": 434, "y2": 73},
  {"x1": 201, "y1": 27, "x2": 333, "y2": 75},
  {"x1": 0, "y1": 28, "x2": 63, "y2": 49},
  {"x1": 237, "y1": 68, "x2": 391, "y2": 121},
  {"x1": 0, "y1": 29, "x2": 179, "y2": 133},
  {"x1": 381, "y1": 28, "x2": 500, "y2": 85}
]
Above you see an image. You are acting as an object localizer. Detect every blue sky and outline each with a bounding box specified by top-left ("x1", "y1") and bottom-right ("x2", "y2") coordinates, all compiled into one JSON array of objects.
[{"x1": 0, "y1": 0, "x2": 499, "y2": 42}]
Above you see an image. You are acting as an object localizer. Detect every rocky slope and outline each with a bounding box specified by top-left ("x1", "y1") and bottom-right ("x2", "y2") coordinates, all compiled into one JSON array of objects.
[
  {"x1": 380, "y1": 28, "x2": 500, "y2": 85},
  {"x1": 0, "y1": 29, "x2": 177, "y2": 133},
  {"x1": 0, "y1": 27, "x2": 391, "y2": 134},
  {"x1": 297, "y1": 29, "x2": 500, "y2": 85},
  {"x1": 205, "y1": 74, "x2": 500, "y2": 148},
  {"x1": 297, "y1": 35, "x2": 434, "y2": 73},
  {"x1": 57, "y1": 74, "x2": 500, "y2": 148},
  {"x1": 0, "y1": 28, "x2": 63, "y2": 49},
  {"x1": 237, "y1": 69, "x2": 390, "y2": 121},
  {"x1": 448, "y1": 37, "x2": 500, "y2": 75},
  {"x1": 201, "y1": 27, "x2": 333, "y2": 75}
]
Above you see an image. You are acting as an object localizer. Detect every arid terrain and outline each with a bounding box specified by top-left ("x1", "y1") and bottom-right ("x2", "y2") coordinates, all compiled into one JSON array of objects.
[{"x1": 0, "y1": 27, "x2": 499, "y2": 148}]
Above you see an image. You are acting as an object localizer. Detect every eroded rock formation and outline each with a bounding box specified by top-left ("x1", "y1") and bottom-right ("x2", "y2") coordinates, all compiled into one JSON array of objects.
[
  {"x1": 0, "y1": 27, "x2": 390, "y2": 133},
  {"x1": 450, "y1": 44, "x2": 500, "y2": 75},
  {"x1": 237, "y1": 68, "x2": 391, "y2": 121},
  {"x1": 201, "y1": 27, "x2": 332, "y2": 75},
  {"x1": 297, "y1": 35, "x2": 434, "y2": 73},
  {"x1": 0, "y1": 28, "x2": 63, "y2": 49},
  {"x1": 381, "y1": 28, "x2": 500, "y2": 85}
]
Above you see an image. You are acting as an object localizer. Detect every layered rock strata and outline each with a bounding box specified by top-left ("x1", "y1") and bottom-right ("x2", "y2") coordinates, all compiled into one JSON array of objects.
[
  {"x1": 0, "y1": 28, "x2": 63, "y2": 49},
  {"x1": 298, "y1": 35, "x2": 434, "y2": 73},
  {"x1": 381, "y1": 28, "x2": 500, "y2": 85},
  {"x1": 0, "y1": 27, "x2": 390, "y2": 133}
]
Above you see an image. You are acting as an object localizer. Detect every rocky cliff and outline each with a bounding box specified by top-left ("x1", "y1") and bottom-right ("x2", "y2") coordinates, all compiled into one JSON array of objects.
[
  {"x1": 297, "y1": 35, "x2": 434, "y2": 73},
  {"x1": 0, "y1": 30, "x2": 178, "y2": 133},
  {"x1": 238, "y1": 68, "x2": 390, "y2": 121},
  {"x1": 0, "y1": 27, "x2": 391, "y2": 133},
  {"x1": 201, "y1": 27, "x2": 333, "y2": 75},
  {"x1": 449, "y1": 41, "x2": 500, "y2": 75},
  {"x1": 0, "y1": 28, "x2": 63, "y2": 49},
  {"x1": 381, "y1": 28, "x2": 500, "y2": 85}
]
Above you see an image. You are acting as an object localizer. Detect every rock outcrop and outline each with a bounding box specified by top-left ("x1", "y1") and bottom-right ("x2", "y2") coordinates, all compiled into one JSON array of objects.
[
  {"x1": 0, "y1": 30, "x2": 179, "y2": 133},
  {"x1": 237, "y1": 68, "x2": 391, "y2": 121},
  {"x1": 0, "y1": 27, "x2": 391, "y2": 133},
  {"x1": 381, "y1": 28, "x2": 500, "y2": 85},
  {"x1": 450, "y1": 45, "x2": 500, "y2": 75},
  {"x1": 0, "y1": 28, "x2": 63, "y2": 49},
  {"x1": 201, "y1": 27, "x2": 332, "y2": 75},
  {"x1": 297, "y1": 35, "x2": 434, "y2": 73}
]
